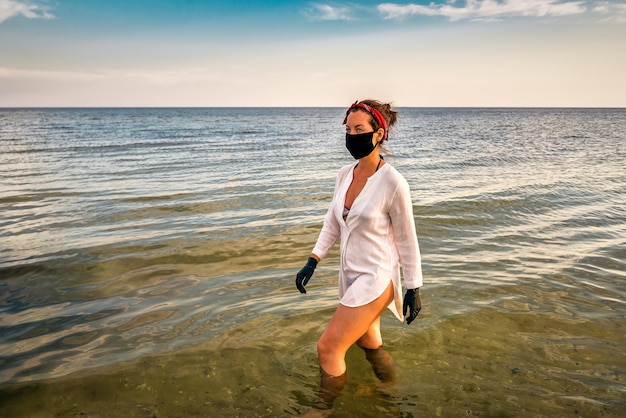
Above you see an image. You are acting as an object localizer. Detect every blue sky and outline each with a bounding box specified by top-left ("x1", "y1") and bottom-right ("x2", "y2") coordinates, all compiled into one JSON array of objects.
[{"x1": 1, "y1": 0, "x2": 625, "y2": 106}]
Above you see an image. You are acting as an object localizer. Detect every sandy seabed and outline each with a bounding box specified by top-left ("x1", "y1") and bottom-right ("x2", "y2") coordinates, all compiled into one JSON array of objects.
[{"x1": 1, "y1": 305, "x2": 624, "y2": 418}]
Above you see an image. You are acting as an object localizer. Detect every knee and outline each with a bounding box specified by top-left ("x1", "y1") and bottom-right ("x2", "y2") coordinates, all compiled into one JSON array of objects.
[
  {"x1": 317, "y1": 336, "x2": 335, "y2": 359},
  {"x1": 356, "y1": 334, "x2": 382, "y2": 350}
]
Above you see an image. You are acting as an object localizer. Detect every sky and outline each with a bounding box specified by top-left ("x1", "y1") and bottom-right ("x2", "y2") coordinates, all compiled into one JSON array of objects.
[{"x1": 0, "y1": 0, "x2": 625, "y2": 107}]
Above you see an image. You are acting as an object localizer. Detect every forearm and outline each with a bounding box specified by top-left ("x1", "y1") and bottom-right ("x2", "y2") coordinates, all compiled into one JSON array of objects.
[
  {"x1": 390, "y1": 182, "x2": 423, "y2": 289},
  {"x1": 311, "y1": 220, "x2": 339, "y2": 261}
]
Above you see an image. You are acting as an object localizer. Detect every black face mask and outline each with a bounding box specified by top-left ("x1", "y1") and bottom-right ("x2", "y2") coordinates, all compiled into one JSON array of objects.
[{"x1": 346, "y1": 132, "x2": 379, "y2": 159}]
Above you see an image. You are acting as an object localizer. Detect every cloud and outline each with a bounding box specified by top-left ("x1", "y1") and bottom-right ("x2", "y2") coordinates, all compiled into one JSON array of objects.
[
  {"x1": 305, "y1": 3, "x2": 353, "y2": 20},
  {"x1": 377, "y1": 0, "x2": 588, "y2": 21},
  {"x1": 0, "y1": 0, "x2": 54, "y2": 24},
  {"x1": 592, "y1": 1, "x2": 626, "y2": 22}
]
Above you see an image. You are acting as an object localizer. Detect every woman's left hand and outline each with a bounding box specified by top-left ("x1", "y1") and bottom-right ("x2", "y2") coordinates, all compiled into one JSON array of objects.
[{"x1": 403, "y1": 288, "x2": 422, "y2": 325}]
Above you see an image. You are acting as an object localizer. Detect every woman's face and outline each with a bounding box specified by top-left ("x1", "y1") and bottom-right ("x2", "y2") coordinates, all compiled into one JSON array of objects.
[{"x1": 345, "y1": 109, "x2": 384, "y2": 145}]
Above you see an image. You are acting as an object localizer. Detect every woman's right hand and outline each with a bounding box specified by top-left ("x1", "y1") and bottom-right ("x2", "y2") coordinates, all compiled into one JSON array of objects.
[{"x1": 295, "y1": 257, "x2": 318, "y2": 294}]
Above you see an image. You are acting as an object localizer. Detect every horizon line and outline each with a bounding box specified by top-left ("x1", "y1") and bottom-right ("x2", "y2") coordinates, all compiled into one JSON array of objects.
[{"x1": 1, "y1": 106, "x2": 625, "y2": 110}]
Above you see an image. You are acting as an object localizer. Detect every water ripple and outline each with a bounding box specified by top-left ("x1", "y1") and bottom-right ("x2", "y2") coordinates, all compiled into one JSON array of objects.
[{"x1": 1, "y1": 108, "x2": 625, "y2": 392}]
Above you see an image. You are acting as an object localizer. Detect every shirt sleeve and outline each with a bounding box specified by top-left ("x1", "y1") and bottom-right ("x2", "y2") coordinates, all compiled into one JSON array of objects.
[
  {"x1": 311, "y1": 166, "x2": 348, "y2": 260},
  {"x1": 389, "y1": 177, "x2": 423, "y2": 289},
  {"x1": 311, "y1": 203, "x2": 340, "y2": 260}
]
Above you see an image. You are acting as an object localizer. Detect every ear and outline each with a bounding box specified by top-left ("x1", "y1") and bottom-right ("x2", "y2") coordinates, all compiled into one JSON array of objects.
[{"x1": 375, "y1": 128, "x2": 385, "y2": 142}]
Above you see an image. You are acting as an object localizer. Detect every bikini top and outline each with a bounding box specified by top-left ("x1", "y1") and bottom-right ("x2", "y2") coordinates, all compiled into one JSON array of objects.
[{"x1": 342, "y1": 157, "x2": 383, "y2": 220}]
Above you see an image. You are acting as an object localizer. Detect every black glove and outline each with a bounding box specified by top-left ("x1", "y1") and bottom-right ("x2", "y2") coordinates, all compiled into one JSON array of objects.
[
  {"x1": 295, "y1": 257, "x2": 318, "y2": 294},
  {"x1": 403, "y1": 288, "x2": 422, "y2": 325}
]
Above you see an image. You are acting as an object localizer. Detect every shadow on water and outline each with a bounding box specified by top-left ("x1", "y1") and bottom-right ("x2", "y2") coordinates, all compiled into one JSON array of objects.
[{"x1": 1, "y1": 306, "x2": 625, "y2": 417}]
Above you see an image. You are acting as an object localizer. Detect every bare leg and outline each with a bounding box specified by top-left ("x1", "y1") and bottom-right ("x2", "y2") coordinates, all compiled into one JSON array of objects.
[
  {"x1": 356, "y1": 316, "x2": 383, "y2": 349},
  {"x1": 361, "y1": 346, "x2": 396, "y2": 383},
  {"x1": 354, "y1": 310, "x2": 397, "y2": 383},
  {"x1": 317, "y1": 281, "x2": 394, "y2": 375},
  {"x1": 313, "y1": 368, "x2": 347, "y2": 411},
  {"x1": 309, "y1": 281, "x2": 394, "y2": 411}
]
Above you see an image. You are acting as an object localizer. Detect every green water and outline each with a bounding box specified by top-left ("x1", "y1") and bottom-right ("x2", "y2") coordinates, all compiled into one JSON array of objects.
[
  {"x1": 1, "y1": 306, "x2": 624, "y2": 417},
  {"x1": 1, "y1": 108, "x2": 625, "y2": 416}
]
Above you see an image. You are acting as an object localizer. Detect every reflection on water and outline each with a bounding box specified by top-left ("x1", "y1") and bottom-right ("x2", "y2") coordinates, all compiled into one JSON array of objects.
[{"x1": 1, "y1": 108, "x2": 625, "y2": 416}]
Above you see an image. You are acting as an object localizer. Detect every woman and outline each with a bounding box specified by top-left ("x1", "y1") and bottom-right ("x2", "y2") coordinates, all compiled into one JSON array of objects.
[{"x1": 295, "y1": 99, "x2": 423, "y2": 412}]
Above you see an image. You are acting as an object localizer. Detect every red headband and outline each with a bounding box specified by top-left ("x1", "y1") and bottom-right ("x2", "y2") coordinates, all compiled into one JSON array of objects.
[{"x1": 343, "y1": 101, "x2": 388, "y2": 141}]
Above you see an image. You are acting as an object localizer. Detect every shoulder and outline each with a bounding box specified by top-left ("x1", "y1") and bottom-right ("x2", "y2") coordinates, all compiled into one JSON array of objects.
[{"x1": 381, "y1": 163, "x2": 409, "y2": 188}]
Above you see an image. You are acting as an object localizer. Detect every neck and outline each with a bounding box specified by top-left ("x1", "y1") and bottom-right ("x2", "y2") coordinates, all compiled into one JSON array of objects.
[{"x1": 357, "y1": 151, "x2": 382, "y2": 172}]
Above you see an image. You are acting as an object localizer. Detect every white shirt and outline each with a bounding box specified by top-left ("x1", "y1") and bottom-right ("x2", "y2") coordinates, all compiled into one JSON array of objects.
[{"x1": 312, "y1": 162, "x2": 423, "y2": 321}]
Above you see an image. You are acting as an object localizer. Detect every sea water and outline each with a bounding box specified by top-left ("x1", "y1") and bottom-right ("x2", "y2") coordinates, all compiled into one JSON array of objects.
[{"x1": 1, "y1": 107, "x2": 625, "y2": 416}]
